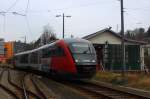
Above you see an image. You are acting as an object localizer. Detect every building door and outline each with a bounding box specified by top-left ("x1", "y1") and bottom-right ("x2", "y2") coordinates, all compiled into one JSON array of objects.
[{"x1": 94, "y1": 44, "x2": 104, "y2": 70}]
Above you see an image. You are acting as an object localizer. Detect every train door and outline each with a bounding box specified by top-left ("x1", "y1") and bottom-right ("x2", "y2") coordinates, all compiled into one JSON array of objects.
[
  {"x1": 41, "y1": 47, "x2": 52, "y2": 72},
  {"x1": 50, "y1": 46, "x2": 65, "y2": 73}
]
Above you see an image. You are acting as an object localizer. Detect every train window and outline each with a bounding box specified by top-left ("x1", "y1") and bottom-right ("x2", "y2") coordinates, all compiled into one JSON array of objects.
[
  {"x1": 20, "y1": 54, "x2": 29, "y2": 63},
  {"x1": 51, "y1": 46, "x2": 65, "y2": 56},
  {"x1": 30, "y1": 52, "x2": 38, "y2": 64},
  {"x1": 69, "y1": 43, "x2": 93, "y2": 54},
  {"x1": 57, "y1": 46, "x2": 65, "y2": 56},
  {"x1": 38, "y1": 50, "x2": 42, "y2": 63},
  {"x1": 51, "y1": 46, "x2": 57, "y2": 56},
  {"x1": 42, "y1": 46, "x2": 65, "y2": 58},
  {"x1": 42, "y1": 49, "x2": 46, "y2": 58},
  {"x1": 42, "y1": 47, "x2": 51, "y2": 58}
]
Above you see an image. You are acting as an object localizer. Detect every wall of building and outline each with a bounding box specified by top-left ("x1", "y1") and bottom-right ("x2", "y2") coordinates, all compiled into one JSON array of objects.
[
  {"x1": 0, "y1": 39, "x2": 4, "y2": 55},
  {"x1": 86, "y1": 31, "x2": 144, "y2": 71},
  {"x1": 140, "y1": 45, "x2": 145, "y2": 70},
  {"x1": 4, "y1": 42, "x2": 14, "y2": 59},
  {"x1": 4, "y1": 41, "x2": 29, "y2": 62},
  {"x1": 88, "y1": 32, "x2": 122, "y2": 44},
  {"x1": 13, "y1": 42, "x2": 29, "y2": 54},
  {"x1": 0, "y1": 38, "x2": 5, "y2": 63},
  {"x1": 144, "y1": 44, "x2": 150, "y2": 56},
  {"x1": 0, "y1": 40, "x2": 30, "y2": 63},
  {"x1": 94, "y1": 44, "x2": 141, "y2": 71}
]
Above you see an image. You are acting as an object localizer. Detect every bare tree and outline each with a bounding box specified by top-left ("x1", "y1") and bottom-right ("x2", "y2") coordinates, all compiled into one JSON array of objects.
[
  {"x1": 146, "y1": 27, "x2": 150, "y2": 37},
  {"x1": 125, "y1": 28, "x2": 146, "y2": 41},
  {"x1": 41, "y1": 24, "x2": 57, "y2": 45},
  {"x1": 32, "y1": 24, "x2": 57, "y2": 48}
]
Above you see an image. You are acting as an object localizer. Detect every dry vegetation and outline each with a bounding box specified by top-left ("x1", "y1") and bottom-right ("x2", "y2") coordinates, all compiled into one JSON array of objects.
[
  {"x1": 93, "y1": 71, "x2": 150, "y2": 91},
  {"x1": 127, "y1": 73, "x2": 150, "y2": 90},
  {"x1": 0, "y1": 63, "x2": 14, "y2": 68}
]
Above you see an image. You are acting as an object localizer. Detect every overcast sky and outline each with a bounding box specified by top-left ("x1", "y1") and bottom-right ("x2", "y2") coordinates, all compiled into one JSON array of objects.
[{"x1": 0, "y1": 0, "x2": 150, "y2": 42}]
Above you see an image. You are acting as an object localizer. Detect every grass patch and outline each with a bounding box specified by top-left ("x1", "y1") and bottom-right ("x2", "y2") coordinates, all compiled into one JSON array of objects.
[{"x1": 93, "y1": 72, "x2": 120, "y2": 82}]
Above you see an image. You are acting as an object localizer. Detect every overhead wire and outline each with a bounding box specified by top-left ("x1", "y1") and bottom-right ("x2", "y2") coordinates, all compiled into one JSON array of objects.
[
  {"x1": 15, "y1": 1, "x2": 113, "y2": 14},
  {"x1": 0, "y1": 11, "x2": 6, "y2": 34},
  {"x1": 51, "y1": 1, "x2": 112, "y2": 11},
  {"x1": 1, "y1": 0, "x2": 149, "y2": 41},
  {"x1": 25, "y1": 0, "x2": 29, "y2": 14},
  {"x1": 6, "y1": 0, "x2": 19, "y2": 12},
  {"x1": 24, "y1": 16, "x2": 32, "y2": 36},
  {"x1": 124, "y1": 11, "x2": 148, "y2": 30},
  {"x1": 1, "y1": 0, "x2": 19, "y2": 35},
  {"x1": 24, "y1": 0, "x2": 33, "y2": 41},
  {"x1": 126, "y1": 7, "x2": 150, "y2": 12},
  {"x1": 3, "y1": 14, "x2": 6, "y2": 34},
  {"x1": 125, "y1": 7, "x2": 149, "y2": 22},
  {"x1": 122, "y1": 2, "x2": 150, "y2": 27}
]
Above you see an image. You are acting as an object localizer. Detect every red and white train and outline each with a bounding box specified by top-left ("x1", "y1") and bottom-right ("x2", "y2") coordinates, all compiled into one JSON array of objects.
[{"x1": 14, "y1": 38, "x2": 97, "y2": 78}]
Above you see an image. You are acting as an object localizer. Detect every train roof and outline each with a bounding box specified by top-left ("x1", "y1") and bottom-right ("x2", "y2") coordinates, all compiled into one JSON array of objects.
[
  {"x1": 15, "y1": 41, "x2": 56, "y2": 56},
  {"x1": 15, "y1": 38, "x2": 90, "y2": 56}
]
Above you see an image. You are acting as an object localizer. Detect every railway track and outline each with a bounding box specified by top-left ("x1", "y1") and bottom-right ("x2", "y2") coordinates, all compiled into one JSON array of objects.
[
  {"x1": 57, "y1": 80, "x2": 150, "y2": 99},
  {"x1": 3, "y1": 67, "x2": 150, "y2": 99},
  {"x1": 0, "y1": 68, "x2": 55, "y2": 99},
  {"x1": 8, "y1": 70, "x2": 43, "y2": 99},
  {"x1": 28, "y1": 74, "x2": 47, "y2": 99},
  {"x1": 0, "y1": 68, "x2": 54, "y2": 99},
  {"x1": 0, "y1": 69, "x2": 19, "y2": 99}
]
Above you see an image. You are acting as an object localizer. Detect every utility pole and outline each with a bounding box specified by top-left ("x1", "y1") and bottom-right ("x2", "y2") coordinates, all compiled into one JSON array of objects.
[
  {"x1": 40, "y1": 35, "x2": 43, "y2": 46},
  {"x1": 116, "y1": 24, "x2": 119, "y2": 32},
  {"x1": 120, "y1": 0, "x2": 126, "y2": 77},
  {"x1": 56, "y1": 13, "x2": 71, "y2": 39},
  {"x1": 20, "y1": 36, "x2": 26, "y2": 43},
  {"x1": 24, "y1": 36, "x2": 26, "y2": 43},
  {"x1": 63, "y1": 13, "x2": 65, "y2": 38}
]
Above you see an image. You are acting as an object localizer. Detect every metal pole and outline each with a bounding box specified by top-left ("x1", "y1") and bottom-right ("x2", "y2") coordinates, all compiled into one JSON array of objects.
[
  {"x1": 121, "y1": 0, "x2": 125, "y2": 76},
  {"x1": 63, "y1": 13, "x2": 65, "y2": 38},
  {"x1": 25, "y1": 36, "x2": 26, "y2": 43}
]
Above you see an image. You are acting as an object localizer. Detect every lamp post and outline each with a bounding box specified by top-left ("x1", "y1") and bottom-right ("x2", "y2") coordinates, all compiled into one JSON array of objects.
[{"x1": 56, "y1": 13, "x2": 71, "y2": 38}]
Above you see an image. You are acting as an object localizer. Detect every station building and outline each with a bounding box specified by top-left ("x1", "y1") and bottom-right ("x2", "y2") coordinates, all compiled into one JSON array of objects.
[
  {"x1": 0, "y1": 38, "x2": 5, "y2": 63},
  {"x1": 4, "y1": 42, "x2": 14, "y2": 62},
  {"x1": 144, "y1": 44, "x2": 150, "y2": 56},
  {"x1": 83, "y1": 28, "x2": 146, "y2": 71},
  {"x1": 4, "y1": 41, "x2": 29, "y2": 63}
]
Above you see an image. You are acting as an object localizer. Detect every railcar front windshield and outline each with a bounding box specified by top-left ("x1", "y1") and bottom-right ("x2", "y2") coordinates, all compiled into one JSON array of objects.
[{"x1": 69, "y1": 42, "x2": 95, "y2": 54}]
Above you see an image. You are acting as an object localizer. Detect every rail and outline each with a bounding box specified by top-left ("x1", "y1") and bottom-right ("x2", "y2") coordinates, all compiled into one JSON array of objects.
[
  {"x1": 0, "y1": 69, "x2": 19, "y2": 99},
  {"x1": 30, "y1": 75, "x2": 47, "y2": 99},
  {"x1": 8, "y1": 70, "x2": 41, "y2": 99},
  {"x1": 22, "y1": 79, "x2": 28, "y2": 99},
  {"x1": 56, "y1": 79, "x2": 150, "y2": 99}
]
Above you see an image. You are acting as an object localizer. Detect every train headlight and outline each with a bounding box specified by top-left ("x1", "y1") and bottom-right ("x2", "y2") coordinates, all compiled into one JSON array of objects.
[
  {"x1": 92, "y1": 60, "x2": 96, "y2": 62},
  {"x1": 75, "y1": 59, "x2": 79, "y2": 62}
]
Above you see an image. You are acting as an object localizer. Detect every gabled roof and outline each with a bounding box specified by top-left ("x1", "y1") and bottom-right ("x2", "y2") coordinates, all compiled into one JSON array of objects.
[{"x1": 83, "y1": 28, "x2": 146, "y2": 45}]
